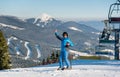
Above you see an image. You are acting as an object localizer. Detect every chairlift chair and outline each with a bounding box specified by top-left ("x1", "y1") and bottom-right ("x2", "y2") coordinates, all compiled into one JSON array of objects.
[{"x1": 108, "y1": 0, "x2": 120, "y2": 23}]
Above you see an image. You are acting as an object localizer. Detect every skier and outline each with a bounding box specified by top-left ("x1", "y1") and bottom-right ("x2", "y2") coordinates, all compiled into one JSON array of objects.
[{"x1": 55, "y1": 30, "x2": 74, "y2": 70}]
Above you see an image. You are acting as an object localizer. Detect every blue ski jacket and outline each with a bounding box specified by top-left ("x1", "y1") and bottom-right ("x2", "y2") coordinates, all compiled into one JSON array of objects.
[{"x1": 55, "y1": 32, "x2": 74, "y2": 52}]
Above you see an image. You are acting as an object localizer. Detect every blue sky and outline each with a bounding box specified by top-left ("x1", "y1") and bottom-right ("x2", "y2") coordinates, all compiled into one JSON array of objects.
[{"x1": 0, "y1": 0, "x2": 115, "y2": 20}]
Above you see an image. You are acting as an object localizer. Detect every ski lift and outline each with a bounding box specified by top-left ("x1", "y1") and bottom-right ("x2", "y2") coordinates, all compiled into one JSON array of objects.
[
  {"x1": 95, "y1": 45, "x2": 114, "y2": 56},
  {"x1": 96, "y1": 0, "x2": 120, "y2": 60},
  {"x1": 99, "y1": 20, "x2": 115, "y2": 43},
  {"x1": 108, "y1": 0, "x2": 120, "y2": 60},
  {"x1": 99, "y1": 0, "x2": 120, "y2": 44},
  {"x1": 108, "y1": 0, "x2": 120, "y2": 23},
  {"x1": 98, "y1": 0, "x2": 120, "y2": 60}
]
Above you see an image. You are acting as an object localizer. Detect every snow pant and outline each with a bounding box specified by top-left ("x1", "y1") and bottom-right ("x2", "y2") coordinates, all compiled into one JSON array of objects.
[{"x1": 59, "y1": 51, "x2": 70, "y2": 68}]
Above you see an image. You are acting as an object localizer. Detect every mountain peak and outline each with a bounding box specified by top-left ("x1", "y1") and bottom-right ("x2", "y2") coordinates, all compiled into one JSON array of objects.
[
  {"x1": 33, "y1": 13, "x2": 53, "y2": 24},
  {"x1": 41, "y1": 13, "x2": 53, "y2": 22}
]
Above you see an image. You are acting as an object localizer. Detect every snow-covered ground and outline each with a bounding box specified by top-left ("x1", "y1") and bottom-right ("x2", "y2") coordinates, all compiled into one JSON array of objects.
[{"x1": 0, "y1": 60, "x2": 120, "y2": 77}]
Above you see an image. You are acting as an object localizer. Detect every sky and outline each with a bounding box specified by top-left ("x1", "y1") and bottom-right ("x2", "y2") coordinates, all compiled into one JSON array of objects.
[{"x1": 0, "y1": 0, "x2": 116, "y2": 20}]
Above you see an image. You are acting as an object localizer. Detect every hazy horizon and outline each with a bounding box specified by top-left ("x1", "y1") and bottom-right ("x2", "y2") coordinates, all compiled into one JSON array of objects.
[{"x1": 0, "y1": 0, "x2": 115, "y2": 21}]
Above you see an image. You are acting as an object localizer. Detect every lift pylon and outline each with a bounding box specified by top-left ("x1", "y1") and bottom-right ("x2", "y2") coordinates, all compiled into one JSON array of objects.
[{"x1": 99, "y1": 0, "x2": 120, "y2": 60}]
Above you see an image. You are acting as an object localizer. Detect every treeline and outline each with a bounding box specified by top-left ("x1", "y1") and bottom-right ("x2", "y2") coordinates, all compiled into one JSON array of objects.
[
  {"x1": 41, "y1": 51, "x2": 59, "y2": 65},
  {"x1": 41, "y1": 50, "x2": 74, "y2": 65}
]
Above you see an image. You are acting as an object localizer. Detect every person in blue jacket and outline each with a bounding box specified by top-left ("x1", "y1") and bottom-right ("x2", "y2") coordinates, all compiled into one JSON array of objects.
[{"x1": 55, "y1": 30, "x2": 74, "y2": 70}]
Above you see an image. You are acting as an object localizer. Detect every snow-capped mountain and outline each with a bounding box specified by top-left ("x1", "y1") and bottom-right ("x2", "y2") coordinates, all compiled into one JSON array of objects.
[
  {"x1": 0, "y1": 15, "x2": 102, "y2": 68},
  {"x1": 34, "y1": 13, "x2": 53, "y2": 23},
  {"x1": 26, "y1": 13, "x2": 62, "y2": 27},
  {"x1": 33, "y1": 13, "x2": 53, "y2": 27}
]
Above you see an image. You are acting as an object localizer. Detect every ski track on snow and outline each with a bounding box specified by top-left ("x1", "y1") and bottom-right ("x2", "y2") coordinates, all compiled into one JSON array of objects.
[
  {"x1": 35, "y1": 45, "x2": 41, "y2": 58},
  {"x1": 24, "y1": 42, "x2": 31, "y2": 59}
]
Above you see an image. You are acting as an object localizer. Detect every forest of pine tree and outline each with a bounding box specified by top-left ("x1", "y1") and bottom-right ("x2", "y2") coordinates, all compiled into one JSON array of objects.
[
  {"x1": 42, "y1": 51, "x2": 59, "y2": 65},
  {"x1": 0, "y1": 30, "x2": 11, "y2": 70}
]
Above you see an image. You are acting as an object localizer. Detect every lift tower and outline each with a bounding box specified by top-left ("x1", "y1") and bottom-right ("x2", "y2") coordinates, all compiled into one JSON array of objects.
[
  {"x1": 99, "y1": 0, "x2": 120, "y2": 60},
  {"x1": 109, "y1": 0, "x2": 120, "y2": 60}
]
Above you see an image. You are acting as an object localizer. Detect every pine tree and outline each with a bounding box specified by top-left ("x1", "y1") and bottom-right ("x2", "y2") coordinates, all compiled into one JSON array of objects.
[
  {"x1": 55, "y1": 51, "x2": 59, "y2": 62},
  {"x1": 46, "y1": 56, "x2": 50, "y2": 64},
  {"x1": 51, "y1": 52, "x2": 55, "y2": 60},
  {"x1": 42, "y1": 59, "x2": 46, "y2": 65},
  {"x1": 0, "y1": 31, "x2": 11, "y2": 70}
]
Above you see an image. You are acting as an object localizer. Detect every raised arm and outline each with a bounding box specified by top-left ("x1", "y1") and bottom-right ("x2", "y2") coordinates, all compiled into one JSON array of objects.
[{"x1": 55, "y1": 30, "x2": 63, "y2": 41}]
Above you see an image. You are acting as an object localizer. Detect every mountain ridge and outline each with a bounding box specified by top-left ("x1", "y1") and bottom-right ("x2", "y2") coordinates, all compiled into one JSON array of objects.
[{"x1": 0, "y1": 15, "x2": 100, "y2": 68}]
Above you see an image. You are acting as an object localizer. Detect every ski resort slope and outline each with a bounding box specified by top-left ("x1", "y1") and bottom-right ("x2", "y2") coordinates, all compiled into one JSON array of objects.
[{"x1": 0, "y1": 60, "x2": 120, "y2": 77}]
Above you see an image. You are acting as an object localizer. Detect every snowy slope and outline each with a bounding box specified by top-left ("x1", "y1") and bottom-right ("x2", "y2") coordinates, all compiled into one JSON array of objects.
[
  {"x1": 0, "y1": 60, "x2": 120, "y2": 77},
  {"x1": 0, "y1": 23, "x2": 25, "y2": 30}
]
